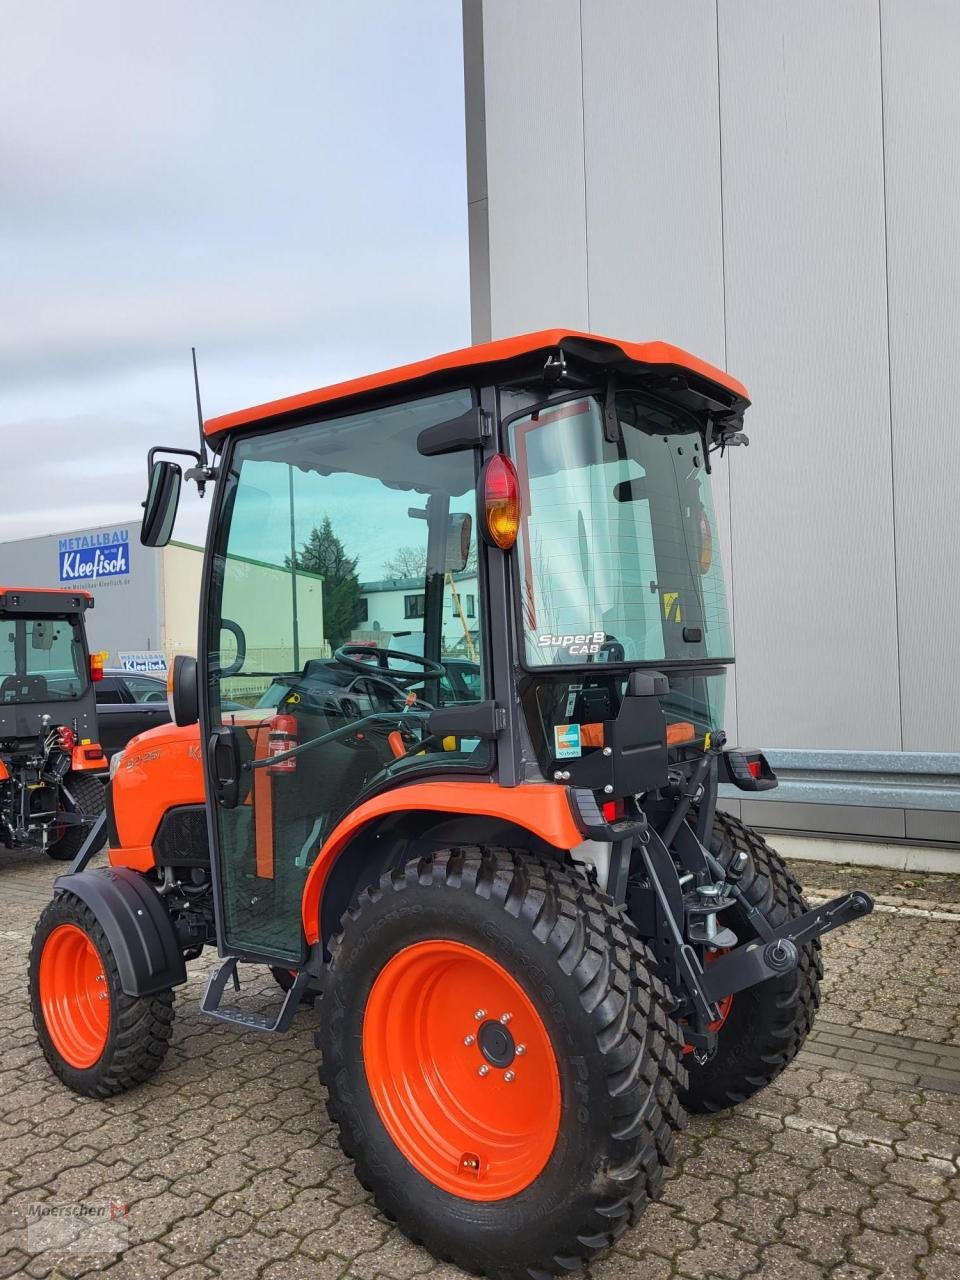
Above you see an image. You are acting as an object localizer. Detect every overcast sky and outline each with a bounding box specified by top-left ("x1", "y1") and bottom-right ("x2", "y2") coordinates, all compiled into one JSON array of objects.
[{"x1": 0, "y1": 1, "x2": 469, "y2": 547}]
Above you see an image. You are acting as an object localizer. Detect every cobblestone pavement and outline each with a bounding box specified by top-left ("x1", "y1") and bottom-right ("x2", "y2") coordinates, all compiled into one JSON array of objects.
[{"x1": 0, "y1": 846, "x2": 957, "y2": 1280}]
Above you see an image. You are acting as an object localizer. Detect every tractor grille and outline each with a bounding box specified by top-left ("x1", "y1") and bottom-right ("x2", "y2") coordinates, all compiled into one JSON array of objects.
[{"x1": 153, "y1": 805, "x2": 210, "y2": 867}]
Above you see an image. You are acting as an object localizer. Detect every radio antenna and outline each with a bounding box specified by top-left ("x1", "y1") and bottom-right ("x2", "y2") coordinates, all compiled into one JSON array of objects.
[{"x1": 185, "y1": 346, "x2": 214, "y2": 497}]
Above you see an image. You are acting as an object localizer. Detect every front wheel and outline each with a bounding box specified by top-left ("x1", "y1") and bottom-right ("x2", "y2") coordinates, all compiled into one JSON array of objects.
[
  {"x1": 318, "y1": 846, "x2": 685, "y2": 1280},
  {"x1": 680, "y1": 813, "x2": 823, "y2": 1113},
  {"x1": 28, "y1": 892, "x2": 175, "y2": 1097}
]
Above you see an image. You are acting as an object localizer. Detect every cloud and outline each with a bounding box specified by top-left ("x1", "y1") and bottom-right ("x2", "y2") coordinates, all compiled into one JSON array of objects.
[{"x1": 0, "y1": 0, "x2": 470, "y2": 547}]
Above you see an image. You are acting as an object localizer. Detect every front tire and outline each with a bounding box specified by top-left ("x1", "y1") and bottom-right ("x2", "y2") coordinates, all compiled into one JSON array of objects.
[
  {"x1": 318, "y1": 846, "x2": 685, "y2": 1280},
  {"x1": 47, "y1": 773, "x2": 106, "y2": 861},
  {"x1": 680, "y1": 812, "x2": 822, "y2": 1113},
  {"x1": 29, "y1": 892, "x2": 175, "y2": 1097}
]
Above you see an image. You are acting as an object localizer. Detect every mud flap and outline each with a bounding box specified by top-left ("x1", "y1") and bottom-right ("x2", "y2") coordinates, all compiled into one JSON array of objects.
[{"x1": 53, "y1": 866, "x2": 187, "y2": 996}]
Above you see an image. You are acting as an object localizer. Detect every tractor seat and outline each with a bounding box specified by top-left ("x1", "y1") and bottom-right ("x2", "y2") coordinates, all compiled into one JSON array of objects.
[{"x1": 0, "y1": 674, "x2": 48, "y2": 702}]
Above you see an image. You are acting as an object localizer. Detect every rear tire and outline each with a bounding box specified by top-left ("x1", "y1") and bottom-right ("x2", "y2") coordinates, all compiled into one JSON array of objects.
[
  {"x1": 29, "y1": 892, "x2": 175, "y2": 1097},
  {"x1": 46, "y1": 773, "x2": 106, "y2": 861},
  {"x1": 318, "y1": 846, "x2": 685, "y2": 1280},
  {"x1": 680, "y1": 813, "x2": 822, "y2": 1113}
]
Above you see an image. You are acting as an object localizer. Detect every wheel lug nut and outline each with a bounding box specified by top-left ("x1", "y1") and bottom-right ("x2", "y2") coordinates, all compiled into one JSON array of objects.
[
  {"x1": 500, "y1": 1012, "x2": 512, "y2": 1024},
  {"x1": 464, "y1": 1034, "x2": 475, "y2": 1047},
  {"x1": 478, "y1": 1065, "x2": 490, "y2": 1077},
  {"x1": 515, "y1": 1044, "x2": 526, "y2": 1056},
  {"x1": 504, "y1": 1071, "x2": 515, "y2": 1083},
  {"x1": 474, "y1": 1009, "x2": 486, "y2": 1021}
]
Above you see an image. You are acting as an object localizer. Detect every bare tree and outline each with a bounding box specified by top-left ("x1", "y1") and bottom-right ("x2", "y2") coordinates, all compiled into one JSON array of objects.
[{"x1": 382, "y1": 546, "x2": 427, "y2": 578}]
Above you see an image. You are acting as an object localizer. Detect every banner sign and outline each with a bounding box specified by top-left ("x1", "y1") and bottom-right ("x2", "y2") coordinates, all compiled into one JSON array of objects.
[
  {"x1": 58, "y1": 530, "x2": 130, "y2": 583},
  {"x1": 118, "y1": 652, "x2": 167, "y2": 674}
]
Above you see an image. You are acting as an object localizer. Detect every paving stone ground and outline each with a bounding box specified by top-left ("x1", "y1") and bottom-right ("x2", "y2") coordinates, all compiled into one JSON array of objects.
[{"x1": 0, "y1": 843, "x2": 957, "y2": 1280}]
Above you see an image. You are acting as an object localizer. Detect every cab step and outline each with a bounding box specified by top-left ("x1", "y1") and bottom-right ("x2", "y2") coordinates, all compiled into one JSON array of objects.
[{"x1": 200, "y1": 956, "x2": 311, "y2": 1032}]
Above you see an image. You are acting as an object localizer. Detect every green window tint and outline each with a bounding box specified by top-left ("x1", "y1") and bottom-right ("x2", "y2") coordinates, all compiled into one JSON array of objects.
[
  {"x1": 0, "y1": 617, "x2": 86, "y2": 703},
  {"x1": 509, "y1": 395, "x2": 732, "y2": 668},
  {"x1": 206, "y1": 389, "x2": 488, "y2": 960}
]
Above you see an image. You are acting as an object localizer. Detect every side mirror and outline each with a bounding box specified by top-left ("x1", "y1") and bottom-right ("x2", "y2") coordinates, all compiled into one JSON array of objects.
[
  {"x1": 444, "y1": 512, "x2": 473, "y2": 573},
  {"x1": 142, "y1": 461, "x2": 182, "y2": 547},
  {"x1": 168, "y1": 654, "x2": 199, "y2": 726}
]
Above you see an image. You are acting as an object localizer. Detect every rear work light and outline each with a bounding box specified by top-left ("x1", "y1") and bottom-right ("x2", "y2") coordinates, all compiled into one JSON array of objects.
[{"x1": 481, "y1": 454, "x2": 521, "y2": 550}]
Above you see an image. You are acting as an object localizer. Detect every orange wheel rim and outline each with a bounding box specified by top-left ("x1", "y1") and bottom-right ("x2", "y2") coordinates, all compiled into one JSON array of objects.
[
  {"x1": 38, "y1": 924, "x2": 110, "y2": 1069},
  {"x1": 362, "y1": 940, "x2": 561, "y2": 1201}
]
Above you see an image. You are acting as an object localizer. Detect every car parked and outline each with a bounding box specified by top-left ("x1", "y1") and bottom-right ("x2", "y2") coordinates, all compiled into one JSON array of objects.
[{"x1": 94, "y1": 670, "x2": 170, "y2": 759}]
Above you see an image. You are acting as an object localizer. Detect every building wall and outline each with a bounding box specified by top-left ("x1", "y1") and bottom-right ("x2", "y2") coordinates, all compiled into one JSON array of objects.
[
  {"x1": 359, "y1": 574, "x2": 480, "y2": 655},
  {"x1": 0, "y1": 520, "x2": 161, "y2": 659},
  {"x1": 464, "y1": 0, "x2": 960, "y2": 841},
  {"x1": 159, "y1": 542, "x2": 204, "y2": 660}
]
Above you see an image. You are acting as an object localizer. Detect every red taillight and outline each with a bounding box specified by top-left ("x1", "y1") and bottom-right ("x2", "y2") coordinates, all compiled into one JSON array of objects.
[
  {"x1": 747, "y1": 759, "x2": 762, "y2": 780},
  {"x1": 481, "y1": 454, "x2": 521, "y2": 550},
  {"x1": 56, "y1": 726, "x2": 77, "y2": 751},
  {"x1": 267, "y1": 713, "x2": 298, "y2": 774},
  {"x1": 89, "y1": 653, "x2": 104, "y2": 683},
  {"x1": 601, "y1": 799, "x2": 625, "y2": 823}
]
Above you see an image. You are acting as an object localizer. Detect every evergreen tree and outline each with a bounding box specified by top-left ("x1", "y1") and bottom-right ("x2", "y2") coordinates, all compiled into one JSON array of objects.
[{"x1": 293, "y1": 515, "x2": 363, "y2": 649}]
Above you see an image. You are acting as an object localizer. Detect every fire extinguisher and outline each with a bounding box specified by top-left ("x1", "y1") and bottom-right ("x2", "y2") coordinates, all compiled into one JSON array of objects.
[{"x1": 267, "y1": 714, "x2": 298, "y2": 773}]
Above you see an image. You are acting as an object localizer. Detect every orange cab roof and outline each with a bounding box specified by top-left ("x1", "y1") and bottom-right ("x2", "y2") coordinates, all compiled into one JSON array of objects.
[
  {"x1": 204, "y1": 329, "x2": 749, "y2": 437},
  {"x1": 0, "y1": 586, "x2": 93, "y2": 599}
]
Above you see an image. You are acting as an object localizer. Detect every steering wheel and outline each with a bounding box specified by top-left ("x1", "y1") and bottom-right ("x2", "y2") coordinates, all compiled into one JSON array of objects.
[{"x1": 334, "y1": 644, "x2": 446, "y2": 688}]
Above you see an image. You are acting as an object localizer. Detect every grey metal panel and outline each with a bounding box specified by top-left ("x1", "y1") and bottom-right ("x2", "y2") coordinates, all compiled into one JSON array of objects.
[
  {"x1": 741, "y1": 800, "x2": 907, "y2": 842},
  {"x1": 479, "y1": 0, "x2": 589, "y2": 334},
  {"x1": 718, "y1": 0, "x2": 901, "y2": 751},
  {"x1": 578, "y1": 0, "x2": 738, "y2": 744},
  {"x1": 723, "y1": 749, "x2": 960, "y2": 813},
  {"x1": 716, "y1": 796, "x2": 741, "y2": 820},
  {"x1": 468, "y1": 197, "x2": 492, "y2": 343},
  {"x1": 880, "y1": 0, "x2": 960, "y2": 751},
  {"x1": 905, "y1": 810, "x2": 960, "y2": 845},
  {"x1": 463, "y1": 0, "x2": 491, "y2": 342},
  {"x1": 579, "y1": 0, "x2": 726, "y2": 360}
]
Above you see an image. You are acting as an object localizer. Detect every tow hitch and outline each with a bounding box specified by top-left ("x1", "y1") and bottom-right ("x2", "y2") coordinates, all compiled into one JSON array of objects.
[{"x1": 698, "y1": 890, "x2": 874, "y2": 1003}]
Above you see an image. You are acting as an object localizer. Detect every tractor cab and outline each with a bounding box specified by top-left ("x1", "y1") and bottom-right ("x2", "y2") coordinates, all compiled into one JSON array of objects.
[
  {"x1": 0, "y1": 587, "x2": 107, "y2": 854},
  {"x1": 147, "y1": 333, "x2": 751, "y2": 965}
]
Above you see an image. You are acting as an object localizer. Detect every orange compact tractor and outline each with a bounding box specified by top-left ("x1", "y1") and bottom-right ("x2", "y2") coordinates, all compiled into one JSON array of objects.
[
  {"x1": 29, "y1": 332, "x2": 873, "y2": 1278},
  {"x1": 1, "y1": 587, "x2": 106, "y2": 858}
]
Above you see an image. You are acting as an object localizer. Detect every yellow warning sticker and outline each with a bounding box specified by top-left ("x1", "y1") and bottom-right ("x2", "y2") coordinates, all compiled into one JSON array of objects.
[{"x1": 663, "y1": 592, "x2": 682, "y2": 623}]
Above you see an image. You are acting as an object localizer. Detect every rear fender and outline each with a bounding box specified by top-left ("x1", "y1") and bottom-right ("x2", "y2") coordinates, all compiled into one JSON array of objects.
[
  {"x1": 54, "y1": 866, "x2": 187, "y2": 996},
  {"x1": 70, "y1": 743, "x2": 108, "y2": 772},
  {"x1": 302, "y1": 781, "x2": 584, "y2": 945}
]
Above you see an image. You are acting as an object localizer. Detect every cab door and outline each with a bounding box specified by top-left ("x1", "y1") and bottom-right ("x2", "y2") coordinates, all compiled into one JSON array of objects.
[{"x1": 202, "y1": 391, "x2": 488, "y2": 963}]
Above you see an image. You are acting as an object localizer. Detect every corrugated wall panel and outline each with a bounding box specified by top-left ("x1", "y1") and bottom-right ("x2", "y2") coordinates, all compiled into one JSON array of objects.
[
  {"x1": 479, "y1": 0, "x2": 589, "y2": 334},
  {"x1": 718, "y1": 0, "x2": 901, "y2": 750},
  {"x1": 579, "y1": 0, "x2": 737, "y2": 741},
  {"x1": 881, "y1": 0, "x2": 960, "y2": 752}
]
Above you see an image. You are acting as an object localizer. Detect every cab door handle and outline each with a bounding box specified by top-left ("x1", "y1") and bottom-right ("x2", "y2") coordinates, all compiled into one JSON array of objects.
[{"x1": 207, "y1": 726, "x2": 241, "y2": 808}]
